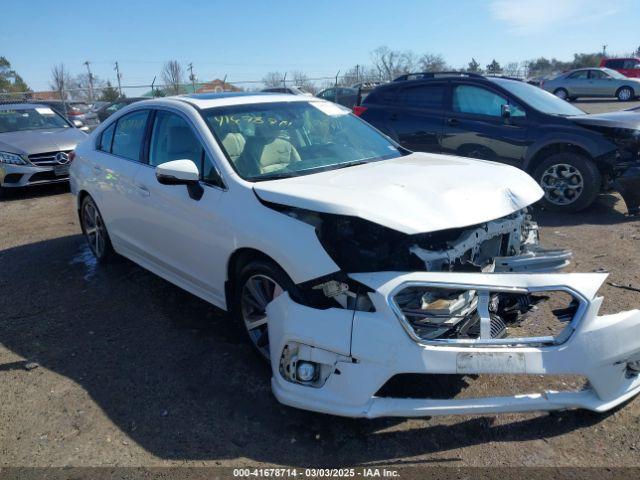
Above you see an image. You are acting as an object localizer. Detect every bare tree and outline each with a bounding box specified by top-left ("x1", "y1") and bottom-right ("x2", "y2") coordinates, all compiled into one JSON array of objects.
[
  {"x1": 72, "y1": 73, "x2": 106, "y2": 102},
  {"x1": 161, "y1": 60, "x2": 184, "y2": 95},
  {"x1": 262, "y1": 71, "x2": 284, "y2": 88},
  {"x1": 50, "y1": 63, "x2": 72, "y2": 100},
  {"x1": 502, "y1": 62, "x2": 521, "y2": 77},
  {"x1": 370, "y1": 46, "x2": 416, "y2": 82},
  {"x1": 418, "y1": 53, "x2": 448, "y2": 72},
  {"x1": 290, "y1": 70, "x2": 317, "y2": 94}
]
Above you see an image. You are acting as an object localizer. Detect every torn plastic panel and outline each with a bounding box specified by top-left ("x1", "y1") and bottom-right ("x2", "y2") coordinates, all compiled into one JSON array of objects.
[{"x1": 267, "y1": 273, "x2": 640, "y2": 418}]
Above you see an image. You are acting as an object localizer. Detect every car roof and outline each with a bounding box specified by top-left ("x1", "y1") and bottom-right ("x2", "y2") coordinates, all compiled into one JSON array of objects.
[
  {"x1": 0, "y1": 103, "x2": 51, "y2": 111},
  {"x1": 175, "y1": 92, "x2": 318, "y2": 109}
]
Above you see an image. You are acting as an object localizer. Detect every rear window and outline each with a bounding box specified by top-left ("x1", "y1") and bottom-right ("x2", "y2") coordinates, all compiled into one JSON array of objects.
[
  {"x1": 604, "y1": 59, "x2": 625, "y2": 69},
  {"x1": 396, "y1": 85, "x2": 445, "y2": 109},
  {"x1": 364, "y1": 88, "x2": 397, "y2": 105}
]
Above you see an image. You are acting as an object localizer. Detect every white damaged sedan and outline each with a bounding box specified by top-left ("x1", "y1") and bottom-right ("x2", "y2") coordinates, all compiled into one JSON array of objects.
[{"x1": 70, "y1": 93, "x2": 640, "y2": 417}]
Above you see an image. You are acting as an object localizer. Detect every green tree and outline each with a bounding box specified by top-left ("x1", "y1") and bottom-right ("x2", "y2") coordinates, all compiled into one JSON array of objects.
[
  {"x1": 0, "y1": 56, "x2": 30, "y2": 93},
  {"x1": 467, "y1": 58, "x2": 482, "y2": 73},
  {"x1": 485, "y1": 59, "x2": 502, "y2": 75},
  {"x1": 571, "y1": 52, "x2": 603, "y2": 69},
  {"x1": 99, "y1": 81, "x2": 120, "y2": 102}
]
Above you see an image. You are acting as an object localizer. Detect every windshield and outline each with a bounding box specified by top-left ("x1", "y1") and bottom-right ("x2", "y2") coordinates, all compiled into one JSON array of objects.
[
  {"x1": 602, "y1": 68, "x2": 626, "y2": 79},
  {"x1": 0, "y1": 107, "x2": 70, "y2": 133},
  {"x1": 201, "y1": 101, "x2": 404, "y2": 181},
  {"x1": 490, "y1": 78, "x2": 586, "y2": 116}
]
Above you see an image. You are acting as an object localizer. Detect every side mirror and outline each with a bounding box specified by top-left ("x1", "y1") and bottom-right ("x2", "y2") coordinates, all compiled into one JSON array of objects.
[
  {"x1": 155, "y1": 159, "x2": 204, "y2": 200},
  {"x1": 73, "y1": 119, "x2": 85, "y2": 128},
  {"x1": 501, "y1": 104, "x2": 511, "y2": 120}
]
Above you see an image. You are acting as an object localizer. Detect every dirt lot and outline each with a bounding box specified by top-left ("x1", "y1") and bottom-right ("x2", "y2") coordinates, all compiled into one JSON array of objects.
[{"x1": 1, "y1": 99, "x2": 640, "y2": 468}]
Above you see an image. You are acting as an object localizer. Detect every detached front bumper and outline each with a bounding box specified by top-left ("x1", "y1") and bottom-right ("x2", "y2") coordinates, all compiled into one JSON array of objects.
[{"x1": 267, "y1": 272, "x2": 640, "y2": 418}]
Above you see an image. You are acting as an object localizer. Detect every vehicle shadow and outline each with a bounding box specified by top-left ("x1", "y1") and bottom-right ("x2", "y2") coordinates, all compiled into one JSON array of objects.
[
  {"x1": 0, "y1": 234, "x2": 609, "y2": 465},
  {"x1": 534, "y1": 193, "x2": 639, "y2": 228},
  {"x1": 0, "y1": 182, "x2": 70, "y2": 202}
]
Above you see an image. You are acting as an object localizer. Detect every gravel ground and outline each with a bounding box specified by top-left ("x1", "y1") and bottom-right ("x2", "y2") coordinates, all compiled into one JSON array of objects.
[{"x1": 1, "y1": 99, "x2": 640, "y2": 468}]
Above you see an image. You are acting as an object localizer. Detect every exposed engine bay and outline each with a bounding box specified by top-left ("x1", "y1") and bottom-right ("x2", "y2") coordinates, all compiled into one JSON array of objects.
[{"x1": 270, "y1": 203, "x2": 574, "y2": 343}]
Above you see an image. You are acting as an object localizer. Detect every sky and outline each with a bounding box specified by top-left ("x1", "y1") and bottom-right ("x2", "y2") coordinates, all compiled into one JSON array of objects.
[{"x1": 2, "y1": 0, "x2": 638, "y2": 93}]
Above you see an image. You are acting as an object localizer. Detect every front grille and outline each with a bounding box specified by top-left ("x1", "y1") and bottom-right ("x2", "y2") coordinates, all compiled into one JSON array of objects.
[{"x1": 28, "y1": 150, "x2": 72, "y2": 166}]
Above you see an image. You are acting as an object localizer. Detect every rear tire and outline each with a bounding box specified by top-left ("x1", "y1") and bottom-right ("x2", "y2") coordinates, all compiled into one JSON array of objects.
[
  {"x1": 80, "y1": 195, "x2": 114, "y2": 262},
  {"x1": 231, "y1": 259, "x2": 299, "y2": 361},
  {"x1": 617, "y1": 86, "x2": 634, "y2": 102},
  {"x1": 553, "y1": 88, "x2": 569, "y2": 101},
  {"x1": 533, "y1": 152, "x2": 601, "y2": 213}
]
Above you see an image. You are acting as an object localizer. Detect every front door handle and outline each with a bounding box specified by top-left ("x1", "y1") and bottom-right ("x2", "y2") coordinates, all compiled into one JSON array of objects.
[
  {"x1": 447, "y1": 117, "x2": 459, "y2": 126},
  {"x1": 134, "y1": 182, "x2": 150, "y2": 197}
]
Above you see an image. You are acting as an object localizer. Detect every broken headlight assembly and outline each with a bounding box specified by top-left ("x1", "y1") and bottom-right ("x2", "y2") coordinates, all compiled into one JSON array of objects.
[{"x1": 391, "y1": 283, "x2": 583, "y2": 345}]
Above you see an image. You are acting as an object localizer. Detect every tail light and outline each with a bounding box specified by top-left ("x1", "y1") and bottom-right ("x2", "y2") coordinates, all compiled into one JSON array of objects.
[
  {"x1": 352, "y1": 106, "x2": 368, "y2": 117},
  {"x1": 67, "y1": 108, "x2": 82, "y2": 116}
]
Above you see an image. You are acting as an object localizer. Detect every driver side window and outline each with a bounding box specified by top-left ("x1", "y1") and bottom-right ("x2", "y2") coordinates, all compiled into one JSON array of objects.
[
  {"x1": 149, "y1": 110, "x2": 224, "y2": 187},
  {"x1": 453, "y1": 85, "x2": 525, "y2": 117}
]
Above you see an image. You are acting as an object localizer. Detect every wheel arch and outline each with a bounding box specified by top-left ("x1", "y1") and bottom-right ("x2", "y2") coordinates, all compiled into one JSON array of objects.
[
  {"x1": 224, "y1": 247, "x2": 285, "y2": 312},
  {"x1": 525, "y1": 143, "x2": 594, "y2": 174}
]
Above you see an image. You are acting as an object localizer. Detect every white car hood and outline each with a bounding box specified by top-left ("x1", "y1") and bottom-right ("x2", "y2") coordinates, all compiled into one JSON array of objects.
[{"x1": 253, "y1": 152, "x2": 543, "y2": 235}]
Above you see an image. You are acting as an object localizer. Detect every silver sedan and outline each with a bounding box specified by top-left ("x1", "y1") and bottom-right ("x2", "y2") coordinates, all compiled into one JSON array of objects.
[
  {"x1": 0, "y1": 104, "x2": 87, "y2": 195},
  {"x1": 542, "y1": 68, "x2": 640, "y2": 101}
]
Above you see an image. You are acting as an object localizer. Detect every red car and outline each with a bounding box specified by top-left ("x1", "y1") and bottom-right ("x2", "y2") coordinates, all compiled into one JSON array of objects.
[{"x1": 600, "y1": 57, "x2": 640, "y2": 78}]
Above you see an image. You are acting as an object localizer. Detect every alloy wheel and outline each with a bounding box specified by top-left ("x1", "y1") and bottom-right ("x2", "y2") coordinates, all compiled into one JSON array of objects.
[
  {"x1": 240, "y1": 274, "x2": 285, "y2": 360},
  {"x1": 554, "y1": 89, "x2": 568, "y2": 100},
  {"x1": 82, "y1": 200, "x2": 107, "y2": 258},
  {"x1": 618, "y1": 88, "x2": 632, "y2": 101},
  {"x1": 540, "y1": 163, "x2": 584, "y2": 206}
]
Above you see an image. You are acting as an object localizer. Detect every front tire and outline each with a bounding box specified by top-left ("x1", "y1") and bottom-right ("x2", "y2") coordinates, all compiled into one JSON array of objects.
[
  {"x1": 617, "y1": 86, "x2": 634, "y2": 102},
  {"x1": 533, "y1": 153, "x2": 601, "y2": 213},
  {"x1": 80, "y1": 195, "x2": 114, "y2": 262},
  {"x1": 232, "y1": 259, "x2": 298, "y2": 361},
  {"x1": 553, "y1": 88, "x2": 569, "y2": 101}
]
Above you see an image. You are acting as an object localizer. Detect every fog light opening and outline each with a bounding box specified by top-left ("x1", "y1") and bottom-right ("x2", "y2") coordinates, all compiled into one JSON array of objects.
[{"x1": 296, "y1": 361, "x2": 318, "y2": 382}]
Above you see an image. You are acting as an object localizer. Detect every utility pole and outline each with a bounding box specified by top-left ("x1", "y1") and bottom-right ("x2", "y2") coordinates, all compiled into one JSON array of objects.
[
  {"x1": 602, "y1": 44, "x2": 608, "y2": 56},
  {"x1": 84, "y1": 60, "x2": 94, "y2": 103},
  {"x1": 114, "y1": 61, "x2": 122, "y2": 97},
  {"x1": 188, "y1": 63, "x2": 196, "y2": 92}
]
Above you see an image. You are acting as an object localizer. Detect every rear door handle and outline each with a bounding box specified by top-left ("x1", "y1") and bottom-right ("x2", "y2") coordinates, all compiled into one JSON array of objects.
[{"x1": 447, "y1": 117, "x2": 459, "y2": 126}]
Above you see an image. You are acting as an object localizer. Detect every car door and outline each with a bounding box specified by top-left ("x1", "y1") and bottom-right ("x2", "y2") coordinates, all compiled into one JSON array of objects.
[
  {"x1": 588, "y1": 69, "x2": 614, "y2": 96},
  {"x1": 385, "y1": 82, "x2": 446, "y2": 152},
  {"x1": 440, "y1": 83, "x2": 529, "y2": 167},
  {"x1": 624, "y1": 59, "x2": 640, "y2": 78},
  {"x1": 565, "y1": 70, "x2": 590, "y2": 96},
  {"x1": 92, "y1": 109, "x2": 150, "y2": 251},
  {"x1": 128, "y1": 108, "x2": 227, "y2": 303}
]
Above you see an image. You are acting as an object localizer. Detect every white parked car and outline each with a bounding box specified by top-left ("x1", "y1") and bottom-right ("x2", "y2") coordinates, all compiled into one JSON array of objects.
[{"x1": 70, "y1": 93, "x2": 640, "y2": 418}]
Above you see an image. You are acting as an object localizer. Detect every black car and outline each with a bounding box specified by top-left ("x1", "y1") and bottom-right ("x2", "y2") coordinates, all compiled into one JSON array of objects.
[
  {"x1": 356, "y1": 72, "x2": 640, "y2": 213},
  {"x1": 96, "y1": 97, "x2": 147, "y2": 122},
  {"x1": 316, "y1": 87, "x2": 359, "y2": 108}
]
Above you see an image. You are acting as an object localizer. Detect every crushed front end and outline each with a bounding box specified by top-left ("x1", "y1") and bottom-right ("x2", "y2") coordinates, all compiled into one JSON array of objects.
[{"x1": 264, "y1": 208, "x2": 640, "y2": 417}]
